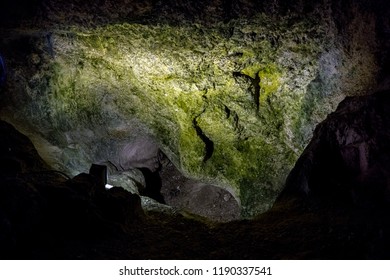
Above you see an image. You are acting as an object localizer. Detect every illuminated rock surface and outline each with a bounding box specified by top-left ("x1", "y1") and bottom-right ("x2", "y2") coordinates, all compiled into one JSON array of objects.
[
  {"x1": 0, "y1": 0, "x2": 388, "y2": 219},
  {"x1": 1, "y1": 89, "x2": 390, "y2": 259}
]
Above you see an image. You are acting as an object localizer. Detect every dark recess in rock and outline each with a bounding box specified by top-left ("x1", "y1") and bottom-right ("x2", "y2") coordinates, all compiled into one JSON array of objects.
[
  {"x1": 192, "y1": 117, "x2": 214, "y2": 163},
  {"x1": 224, "y1": 104, "x2": 231, "y2": 119},
  {"x1": 0, "y1": 54, "x2": 6, "y2": 87},
  {"x1": 138, "y1": 167, "x2": 165, "y2": 204}
]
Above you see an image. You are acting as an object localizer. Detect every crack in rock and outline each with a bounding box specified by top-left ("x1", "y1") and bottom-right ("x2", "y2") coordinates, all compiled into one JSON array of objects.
[
  {"x1": 192, "y1": 110, "x2": 214, "y2": 163},
  {"x1": 233, "y1": 71, "x2": 261, "y2": 111},
  {"x1": 223, "y1": 103, "x2": 245, "y2": 138}
]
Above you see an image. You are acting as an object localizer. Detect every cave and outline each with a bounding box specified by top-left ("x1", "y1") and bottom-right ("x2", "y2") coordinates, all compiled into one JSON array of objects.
[{"x1": 0, "y1": 0, "x2": 390, "y2": 259}]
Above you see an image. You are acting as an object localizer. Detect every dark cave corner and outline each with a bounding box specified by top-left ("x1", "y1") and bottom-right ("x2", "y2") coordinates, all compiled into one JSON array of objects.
[{"x1": 138, "y1": 167, "x2": 165, "y2": 204}]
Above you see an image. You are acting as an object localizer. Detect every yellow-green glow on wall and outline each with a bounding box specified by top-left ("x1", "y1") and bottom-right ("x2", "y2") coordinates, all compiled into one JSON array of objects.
[
  {"x1": 259, "y1": 65, "x2": 281, "y2": 103},
  {"x1": 23, "y1": 14, "x2": 331, "y2": 217}
]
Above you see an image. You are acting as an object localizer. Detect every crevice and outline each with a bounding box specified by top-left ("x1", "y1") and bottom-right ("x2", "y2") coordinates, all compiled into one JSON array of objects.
[
  {"x1": 233, "y1": 71, "x2": 261, "y2": 111},
  {"x1": 0, "y1": 54, "x2": 6, "y2": 86},
  {"x1": 232, "y1": 111, "x2": 240, "y2": 131},
  {"x1": 224, "y1": 104, "x2": 231, "y2": 119},
  {"x1": 138, "y1": 167, "x2": 165, "y2": 204},
  {"x1": 45, "y1": 32, "x2": 55, "y2": 58},
  {"x1": 253, "y1": 73, "x2": 261, "y2": 111},
  {"x1": 231, "y1": 110, "x2": 245, "y2": 138},
  {"x1": 223, "y1": 103, "x2": 245, "y2": 138},
  {"x1": 192, "y1": 115, "x2": 214, "y2": 163}
]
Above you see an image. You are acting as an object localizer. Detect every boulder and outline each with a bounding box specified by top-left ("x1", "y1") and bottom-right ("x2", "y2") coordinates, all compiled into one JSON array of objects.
[{"x1": 282, "y1": 90, "x2": 390, "y2": 210}]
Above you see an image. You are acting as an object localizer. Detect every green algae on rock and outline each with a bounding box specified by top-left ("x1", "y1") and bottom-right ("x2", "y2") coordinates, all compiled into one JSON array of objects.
[{"x1": 0, "y1": 10, "x2": 379, "y2": 217}]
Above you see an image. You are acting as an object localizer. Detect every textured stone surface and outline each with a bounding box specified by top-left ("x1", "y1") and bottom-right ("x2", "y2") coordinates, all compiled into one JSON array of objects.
[
  {"x1": 282, "y1": 90, "x2": 390, "y2": 209},
  {"x1": 0, "y1": 120, "x2": 145, "y2": 258},
  {"x1": 107, "y1": 170, "x2": 145, "y2": 194},
  {"x1": 0, "y1": 0, "x2": 387, "y2": 217},
  {"x1": 1, "y1": 115, "x2": 390, "y2": 259},
  {"x1": 0, "y1": 121, "x2": 49, "y2": 174},
  {"x1": 160, "y1": 161, "x2": 240, "y2": 222}
]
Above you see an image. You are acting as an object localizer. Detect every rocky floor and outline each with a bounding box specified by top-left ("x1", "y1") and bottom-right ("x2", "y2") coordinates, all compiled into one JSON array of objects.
[{"x1": 2, "y1": 177, "x2": 387, "y2": 260}]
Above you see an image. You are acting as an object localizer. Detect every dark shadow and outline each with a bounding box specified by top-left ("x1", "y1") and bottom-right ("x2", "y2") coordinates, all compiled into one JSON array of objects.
[{"x1": 138, "y1": 167, "x2": 165, "y2": 204}]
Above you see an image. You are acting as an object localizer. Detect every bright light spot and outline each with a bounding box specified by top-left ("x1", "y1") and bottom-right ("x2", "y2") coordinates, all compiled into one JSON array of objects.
[{"x1": 105, "y1": 184, "x2": 114, "y2": 190}]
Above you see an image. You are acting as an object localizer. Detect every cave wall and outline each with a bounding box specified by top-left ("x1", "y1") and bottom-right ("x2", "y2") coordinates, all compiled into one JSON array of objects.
[{"x1": 0, "y1": 0, "x2": 388, "y2": 217}]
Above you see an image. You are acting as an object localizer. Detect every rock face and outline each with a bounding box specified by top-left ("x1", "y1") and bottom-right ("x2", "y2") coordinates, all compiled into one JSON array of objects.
[
  {"x1": 273, "y1": 90, "x2": 390, "y2": 258},
  {"x1": 282, "y1": 90, "x2": 390, "y2": 210},
  {"x1": 1, "y1": 92, "x2": 390, "y2": 259},
  {"x1": 0, "y1": 0, "x2": 389, "y2": 217},
  {"x1": 0, "y1": 120, "x2": 144, "y2": 259},
  {"x1": 0, "y1": 121, "x2": 48, "y2": 175}
]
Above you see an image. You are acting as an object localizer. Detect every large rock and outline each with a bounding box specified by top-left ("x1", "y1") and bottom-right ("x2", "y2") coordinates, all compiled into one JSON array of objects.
[
  {"x1": 282, "y1": 90, "x2": 390, "y2": 210},
  {"x1": 0, "y1": 121, "x2": 144, "y2": 258},
  {"x1": 160, "y1": 161, "x2": 240, "y2": 222},
  {"x1": 0, "y1": 121, "x2": 48, "y2": 174}
]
